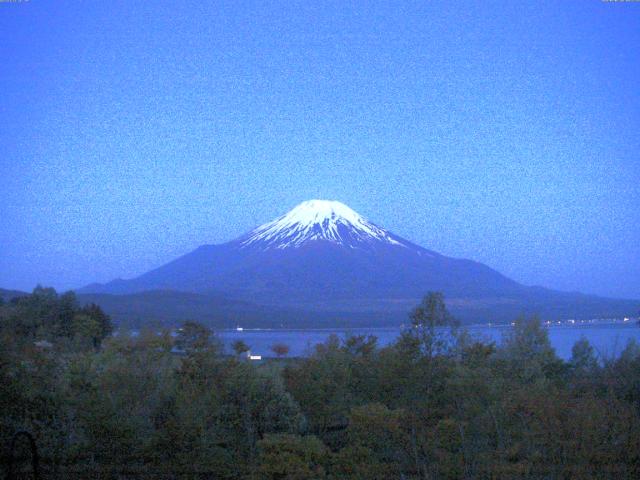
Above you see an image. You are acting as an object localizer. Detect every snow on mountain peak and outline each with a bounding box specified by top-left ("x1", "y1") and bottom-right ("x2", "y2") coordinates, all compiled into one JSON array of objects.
[
  {"x1": 277, "y1": 200, "x2": 365, "y2": 227},
  {"x1": 240, "y1": 200, "x2": 405, "y2": 249}
]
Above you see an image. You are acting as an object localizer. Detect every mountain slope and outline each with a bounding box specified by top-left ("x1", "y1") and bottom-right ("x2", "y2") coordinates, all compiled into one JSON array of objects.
[
  {"x1": 0, "y1": 288, "x2": 28, "y2": 302},
  {"x1": 80, "y1": 200, "x2": 638, "y2": 324},
  {"x1": 76, "y1": 290, "x2": 405, "y2": 329}
]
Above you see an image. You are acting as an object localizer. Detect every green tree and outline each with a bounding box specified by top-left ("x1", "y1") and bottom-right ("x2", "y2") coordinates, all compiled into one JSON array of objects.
[
  {"x1": 330, "y1": 445, "x2": 385, "y2": 480},
  {"x1": 78, "y1": 303, "x2": 113, "y2": 347},
  {"x1": 8, "y1": 286, "x2": 60, "y2": 339},
  {"x1": 71, "y1": 313, "x2": 102, "y2": 349},
  {"x1": 345, "y1": 403, "x2": 407, "y2": 474},
  {"x1": 56, "y1": 290, "x2": 78, "y2": 338},
  {"x1": 569, "y1": 336, "x2": 599, "y2": 373},
  {"x1": 232, "y1": 339, "x2": 250, "y2": 356},
  {"x1": 283, "y1": 335, "x2": 353, "y2": 439},
  {"x1": 500, "y1": 315, "x2": 562, "y2": 383},
  {"x1": 256, "y1": 434, "x2": 327, "y2": 480},
  {"x1": 607, "y1": 339, "x2": 640, "y2": 412},
  {"x1": 407, "y1": 292, "x2": 459, "y2": 358},
  {"x1": 173, "y1": 347, "x2": 304, "y2": 474},
  {"x1": 175, "y1": 321, "x2": 213, "y2": 353},
  {"x1": 62, "y1": 329, "x2": 178, "y2": 472},
  {"x1": 71, "y1": 304, "x2": 113, "y2": 349},
  {"x1": 619, "y1": 338, "x2": 640, "y2": 363},
  {"x1": 343, "y1": 334, "x2": 377, "y2": 357}
]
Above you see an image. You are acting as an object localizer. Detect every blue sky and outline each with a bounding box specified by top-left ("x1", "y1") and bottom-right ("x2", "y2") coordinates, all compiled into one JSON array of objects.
[{"x1": 1, "y1": 0, "x2": 639, "y2": 299}]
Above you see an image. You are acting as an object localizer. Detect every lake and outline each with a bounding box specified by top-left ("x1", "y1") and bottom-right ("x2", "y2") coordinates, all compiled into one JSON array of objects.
[{"x1": 218, "y1": 320, "x2": 640, "y2": 360}]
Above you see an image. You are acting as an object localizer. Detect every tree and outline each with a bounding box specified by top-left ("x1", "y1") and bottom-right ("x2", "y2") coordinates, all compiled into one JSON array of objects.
[
  {"x1": 619, "y1": 338, "x2": 640, "y2": 363},
  {"x1": 172, "y1": 354, "x2": 304, "y2": 475},
  {"x1": 569, "y1": 336, "x2": 598, "y2": 373},
  {"x1": 56, "y1": 290, "x2": 78, "y2": 338},
  {"x1": 408, "y1": 292, "x2": 459, "y2": 358},
  {"x1": 410, "y1": 292, "x2": 455, "y2": 327},
  {"x1": 344, "y1": 334, "x2": 377, "y2": 357},
  {"x1": 257, "y1": 434, "x2": 327, "y2": 479},
  {"x1": 346, "y1": 403, "x2": 407, "y2": 471},
  {"x1": 175, "y1": 321, "x2": 212, "y2": 353},
  {"x1": 283, "y1": 336, "x2": 353, "y2": 437},
  {"x1": 331, "y1": 445, "x2": 385, "y2": 480},
  {"x1": 69, "y1": 329, "x2": 178, "y2": 468},
  {"x1": 8, "y1": 286, "x2": 60, "y2": 339},
  {"x1": 72, "y1": 313, "x2": 102, "y2": 349},
  {"x1": 608, "y1": 339, "x2": 640, "y2": 412},
  {"x1": 232, "y1": 339, "x2": 250, "y2": 356},
  {"x1": 1, "y1": 287, "x2": 113, "y2": 350},
  {"x1": 74, "y1": 303, "x2": 113, "y2": 349},
  {"x1": 500, "y1": 315, "x2": 562, "y2": 383},
  {"x1": 271, "y1": 343, "x2": 290, "y2": 358}
]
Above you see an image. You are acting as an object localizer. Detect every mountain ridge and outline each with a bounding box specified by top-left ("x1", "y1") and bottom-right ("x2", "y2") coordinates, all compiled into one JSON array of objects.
[{"x1": 79, "y1": 200, "x2": 639, "y2": 325}]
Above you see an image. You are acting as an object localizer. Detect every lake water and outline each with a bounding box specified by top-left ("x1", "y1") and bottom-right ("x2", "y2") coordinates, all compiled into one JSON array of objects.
[{"x1": 218, "y1": 321, "x2": 640, "y2": 360}]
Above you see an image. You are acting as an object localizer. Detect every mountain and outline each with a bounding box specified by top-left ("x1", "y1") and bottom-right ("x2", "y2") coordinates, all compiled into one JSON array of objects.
[
  {"x1": 80, "y1": 200, "x2": 638, "y2": 325},
  {"x1": 75, "y1": 290, "x2": 398, "y2": 330},
  {"x1": 81, "y1": 200, "x2": 521, "y2": 300},
  {"x1": 0, "y1": 288, "x2": 28, "y2": 303}
]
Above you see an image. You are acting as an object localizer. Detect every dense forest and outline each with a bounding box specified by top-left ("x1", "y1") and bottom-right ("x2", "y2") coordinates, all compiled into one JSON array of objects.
[{"x1": 1, "y1": 288, "x2": 640, "y2": 479}]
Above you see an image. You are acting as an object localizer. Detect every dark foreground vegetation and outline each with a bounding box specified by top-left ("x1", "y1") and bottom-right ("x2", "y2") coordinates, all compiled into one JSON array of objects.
[{"x1": 1, "y1": 288, "x2": 640, "y2": 479}]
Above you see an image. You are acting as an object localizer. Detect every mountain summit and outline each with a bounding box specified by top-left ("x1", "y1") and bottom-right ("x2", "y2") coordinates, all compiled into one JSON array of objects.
[
  {"x1": 240, "y1": 200, "x2": 406, "y2": 250},
  {"x1": 80, "y1": 200, "x2": 638, "y2": 325}
]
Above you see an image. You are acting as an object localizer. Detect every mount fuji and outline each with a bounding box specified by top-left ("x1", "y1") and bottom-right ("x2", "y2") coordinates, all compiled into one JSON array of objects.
[{"x1": 79, "y1": 200, "x2": 638, "y2": 326}]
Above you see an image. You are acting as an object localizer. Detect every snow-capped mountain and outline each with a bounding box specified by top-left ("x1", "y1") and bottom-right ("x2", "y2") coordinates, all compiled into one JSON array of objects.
[
  {"x1": 240, "y1": 200, "x2": 405, "y2": 250},
  {"x1": 80, "y1": 200, "x2": 638, "y2": 325}
]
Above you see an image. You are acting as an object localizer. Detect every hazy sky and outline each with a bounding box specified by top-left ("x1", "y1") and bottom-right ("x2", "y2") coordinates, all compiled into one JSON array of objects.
[{"x1": 1, "y1": 1, "x2": 639, "y2": 299}]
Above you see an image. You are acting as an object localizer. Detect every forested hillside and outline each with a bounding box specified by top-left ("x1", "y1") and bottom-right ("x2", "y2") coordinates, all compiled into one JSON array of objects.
[{"x1": 1, "y1": 289, "x2": 639, "y2": 478}]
